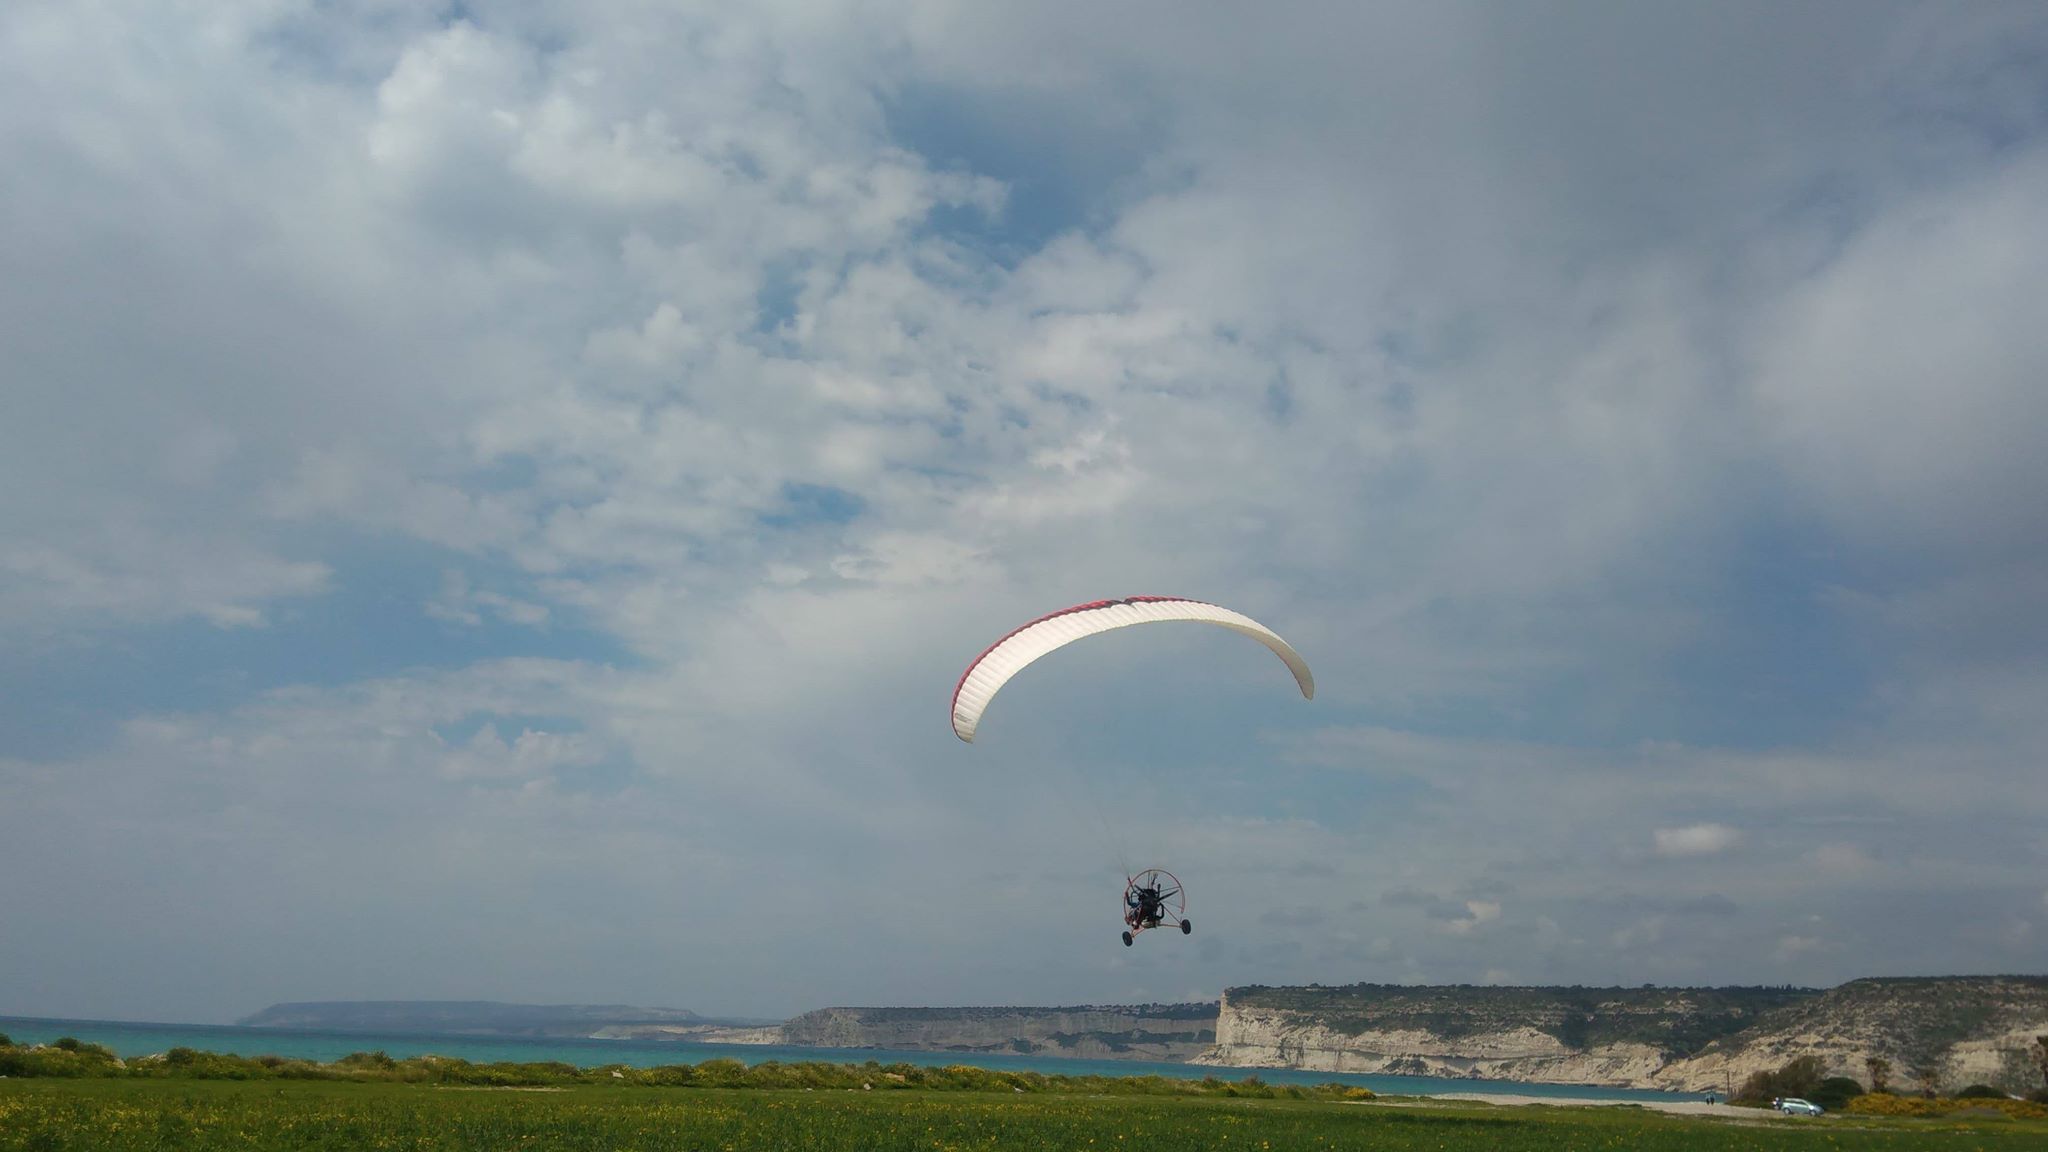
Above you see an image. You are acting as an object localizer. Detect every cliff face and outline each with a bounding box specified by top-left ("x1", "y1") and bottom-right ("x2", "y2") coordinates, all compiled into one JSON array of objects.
[
  {"x1": 1200, "y1": 978, "x2": 2048, "y2": 1094},
  {"x1": 778, "y1": 1004, "x2": 1217, "y2": 1062},
  {"x1": 1653, "y1": 976, "x2": 2048, "y2": 1094},
  {"x1": 1202, "y1": 1009, "x2": 1668, "y2": 1084},
  {"x1": 1198, "y1": 984, "x2": 1806, "y2": 1086}
]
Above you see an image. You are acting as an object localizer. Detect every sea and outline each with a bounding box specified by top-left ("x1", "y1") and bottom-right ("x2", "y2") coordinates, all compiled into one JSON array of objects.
[{"x1": 1, "y1": 1015, "x2": 1703, "y2": 1104}]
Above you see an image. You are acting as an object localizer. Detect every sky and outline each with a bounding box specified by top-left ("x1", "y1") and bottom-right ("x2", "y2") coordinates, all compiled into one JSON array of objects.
[{"x1": 3, "y1": 0, "x2": 2047, "y2": 1026}]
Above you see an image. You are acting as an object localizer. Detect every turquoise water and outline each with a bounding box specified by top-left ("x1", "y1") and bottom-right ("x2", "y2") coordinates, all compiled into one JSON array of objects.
[{"x1": 1, "y1": 1015, "x2": 1702, "y2": 1103}]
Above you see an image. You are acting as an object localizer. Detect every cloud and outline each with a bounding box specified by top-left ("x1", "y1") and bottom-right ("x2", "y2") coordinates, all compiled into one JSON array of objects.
[
  {"x1": 4, "y1": 0, "x2": 2048, "y2": 1022},
  {"x1": 1672, "y1": 894, "x2": 1740, "y2": 917},
  {"x1": 1806, "y1": 843, "x2": 1878, "y2": 877},
  {"x1": 426, "y1": 570, "x2": 550, "y2": 629},
  {"x1": 1258, "y1": 907, "x2": 1326, "y2": 930},
  {"x1": 0, "y1": 533, "x2": 330, "y2": 631},
  {"x1": 1437, "y1": 900, "x2": 1503, "y2": 937},
  {"x1": 1755, "y1": 150, "x2": 2048, "y2": 561},
  {"x1": 437, "y1": 723, "x2": 605, "y2": 782},
  {"x1": 1775, "y1": 935, "x2": 1824, "y2": 962},
  {"x1": 1654, "y1": 824, "x2": 1743, "y2": 858},
  {"x1": 1611, "y1": 917, "x2": 1666, "y2": 951}
]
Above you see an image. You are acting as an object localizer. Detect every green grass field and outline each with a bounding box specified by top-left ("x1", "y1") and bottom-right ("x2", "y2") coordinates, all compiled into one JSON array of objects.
[{"x1": 5, "y1": 1079, "x2": 2045, "y2": 1151}]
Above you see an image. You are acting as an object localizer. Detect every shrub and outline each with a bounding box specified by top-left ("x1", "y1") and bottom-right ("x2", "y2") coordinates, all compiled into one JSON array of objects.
[
  {"x1": 1850, "y1": 1093, "x2": 1937, "y2": 1117},
  {"x1": 1956, "y1": 1084, "x2": 2005, "y2": 1099},
  {"x1": 1810, "y1": 1076, "x2": 1865, "y2": 1111},
  {"x1": 0, "y1": 1031, "x2": 12, "y2": 1047},
  {"x1": 336, "y1": 1051, "x2": 398, "y2": 1071},
  {"x1": 0, "y1": 1040, "x2": 121, "y2": 1078},
  {"x1": 1733, "y1": 1055, "x2": 1825, "y2": 1106},
  {"x1": 691, "y1": 1057, "x2": 748, "y2": 1088},
  {"x1": 1848, "y1": 1094, "x2": 2048, "y2": 1120},
  {"x1": 148, "y1": 1047, "x2": 275, "y2": 1080}
]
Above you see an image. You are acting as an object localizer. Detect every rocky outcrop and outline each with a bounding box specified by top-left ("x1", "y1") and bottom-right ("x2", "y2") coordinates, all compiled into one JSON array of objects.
[
  {"x1": 1198, "y1": 978, "x2": 2048, "y2": 1094},
  {"x1": 778, "y1": 1004, "x2": 1217, "y2": 1062},
  {"x1": 1198, "y1": 1011, "x2": 1669, "y2": 1084},
  {"x1": 1652, "y1": 976, "x2": 2048, "y2": 1094},
  {"x1": 586, "y1": 1024, "x2": 784, "y2": 1044},
  {"x1": 1195, "y1": 984, "x2": 1798, "y2": 1086}
]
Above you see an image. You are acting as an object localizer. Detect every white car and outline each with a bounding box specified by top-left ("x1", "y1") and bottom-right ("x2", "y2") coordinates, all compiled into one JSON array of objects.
[{"x1": 1773, "y1": 1097, "x2": 1824, "y2": 1116}]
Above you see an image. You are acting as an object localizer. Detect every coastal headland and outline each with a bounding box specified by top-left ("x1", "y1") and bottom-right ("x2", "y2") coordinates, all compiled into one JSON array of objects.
[{"x1": 241, "y1": 974, "x2": 2048, "y2": 1095}]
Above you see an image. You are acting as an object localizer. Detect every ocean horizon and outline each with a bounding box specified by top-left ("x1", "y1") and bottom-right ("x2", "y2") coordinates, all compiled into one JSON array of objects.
[{"x1": 1, "y1": 1014, "x2": 1704, "y2": 1103}]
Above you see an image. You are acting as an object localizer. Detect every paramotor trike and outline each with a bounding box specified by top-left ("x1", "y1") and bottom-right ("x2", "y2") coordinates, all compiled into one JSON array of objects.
[{"x1": 1121, "y1": 868, "x2": 1191, "y2": 946}]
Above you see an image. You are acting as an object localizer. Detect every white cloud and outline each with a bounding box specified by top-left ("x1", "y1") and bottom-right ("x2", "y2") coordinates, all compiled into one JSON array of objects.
[
  {"x1": 426, "y1": 570, "x2": 550, "y2": 629},
  {"x1": 1755, "y1": 151, "x2": 2048, "y2": 560},
  {"x1": 438, "y1": 724, "x2": 603, "y2": 782},
  {"x1": 5, "y1": 0, "x2": 2048, "y2": 1020},
  {"x1": 1806, "y1": 843, "x2": 1878, "y2": 877},
  {"x1": 1611, "y1": 917, "x2": 1667, "y2": 952},
  {"x1": 1654, "y1": 824, "x2": 1743, "y2": 858},
  {"x1": 1775, "y1": 934, "x2": 1824, "y2": 962},
  {"x1": 828, "y1": 533, "x2": 994, "y2": 587},
  {"x1": 1439, "y1": 900, "x2": 1502, "y2": 937},
  {"x1": 0, "y1": 533, "x2": 329, "y2": 631}
]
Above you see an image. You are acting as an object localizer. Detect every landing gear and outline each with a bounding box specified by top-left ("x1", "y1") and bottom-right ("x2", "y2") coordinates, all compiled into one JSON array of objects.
[
  {"x1": 1181, "y1": 919, "x2": 1192, "y2": 934},
  {"x1": 1122, "y1": 931, "x2": 1134, "y2": 947}
]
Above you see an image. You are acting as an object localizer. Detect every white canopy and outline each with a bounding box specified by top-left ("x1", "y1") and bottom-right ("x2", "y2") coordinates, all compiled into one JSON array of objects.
[{"x1": 950, "y1": 596, "x2": 1314, "y2": 743}]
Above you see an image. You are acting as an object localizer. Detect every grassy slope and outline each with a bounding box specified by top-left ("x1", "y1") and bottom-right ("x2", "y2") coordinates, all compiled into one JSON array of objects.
[{"x1": 5, "y1": 1079, "x2": 2046, "y2": 1152}]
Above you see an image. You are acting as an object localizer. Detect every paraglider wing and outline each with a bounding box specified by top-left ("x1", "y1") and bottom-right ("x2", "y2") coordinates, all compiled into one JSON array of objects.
[{"x1": 950, "y1": 596, "x2": 1314, "y2": 742}]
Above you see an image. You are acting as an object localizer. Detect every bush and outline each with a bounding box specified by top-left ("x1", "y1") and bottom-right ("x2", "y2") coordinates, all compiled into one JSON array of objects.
[
  {"x1": 0, "y1": 1040, "x2": 121, "y2": 1079},
  {"x1": 1810, "y1": 1076, "x2": 1865, "y2": 1110},
  {"x1": 1956, "y1": 1084, "x2": 2005, "y2": 1099},
  {"x1": 1848, "y1": 1094, "x2": 2048, "y2": 1120},
  {"x1": 336, "y1": 1051, "x2": 398, "y2": 1071},
  {"x1": 0, "y1": 1031, "x2": 12, "y2": 1047},
  {"x1": 690, "y1": 1058, "x2": 749, "y2": 1088},
  {"x1": 47, "y1": 1038, "x2": 116, "y2": 1062},
  {"x1": 1850, "y1": 1093, "x2": 1937, "y2": 1117},
  {"x1": 147, "y1": 1047, "x2": 275, "y2": 1080},
  {"x1": 1733, "y1": 1055, "x2": 1825, "y2": 1106}
]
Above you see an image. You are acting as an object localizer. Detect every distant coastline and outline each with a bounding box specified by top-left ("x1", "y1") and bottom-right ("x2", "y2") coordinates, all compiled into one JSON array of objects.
[
  {"x1": 18, "y1": 973, "x2": 2042, "y2": 1097},
  {"x1": 237, "y1": 1000, "x2": 781, "y2": 1041},
  {"x1": 0, "y1": 1014, "x2": 1697, "y2": 1104},
  {"x1": 250, "y1": 975, "x2": 2048, "y2": 1096}
]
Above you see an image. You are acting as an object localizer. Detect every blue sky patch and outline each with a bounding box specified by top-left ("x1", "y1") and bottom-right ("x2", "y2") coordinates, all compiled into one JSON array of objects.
[
  {"x1": 0, "y1": 544, "x2": 627, "y2": 760},
  {"x1": 759, "y1": 482, "x2": 865, "y2": 528}
]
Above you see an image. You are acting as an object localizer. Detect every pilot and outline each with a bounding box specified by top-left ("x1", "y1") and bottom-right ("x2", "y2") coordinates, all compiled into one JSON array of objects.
[{"x1": 1127, "y1": 884, "x2": 1163, "y2": 928}]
